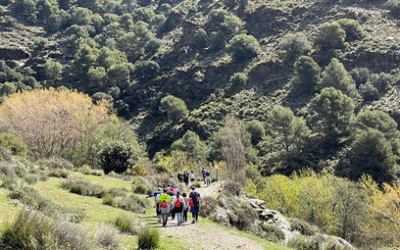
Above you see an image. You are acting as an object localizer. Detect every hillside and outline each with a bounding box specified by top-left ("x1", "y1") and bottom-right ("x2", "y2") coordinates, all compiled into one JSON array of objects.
[{"x1": 2, "y1": 0, "x2": 400, "y2": 248}]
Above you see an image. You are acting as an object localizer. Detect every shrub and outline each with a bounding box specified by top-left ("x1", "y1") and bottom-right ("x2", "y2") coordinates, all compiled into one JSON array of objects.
[
  {"x1": 246, "y1": 120, "x2": 265, "y2": 145},
  {"x1": 159, "y1": 95, "x2": 189, "y2": 121},
  {"x1": 350, "y1": 67, "x2": 370, "y2": 87},
  {"x1": 137, "y1": 225, "x2": 160, "y2": 249},
  {"x1": 226, "y1": 34, "x2": 260, "y2": 62},
  {"x1": 39, "y1": 157, "x2": 73, "y2": 170},
  {"x1": 0, "y1": 16, "x2": 17, "y2": 27},
  {"x1": 0, "y1": 132, "x2": 27, "y2": 156},
  {"x1": 132, "y1": 60, "x2": 160, "y2": 82},
  {"x1": 60, "y1": 177, "x2": 104, "y2": 197},
  {"x1": 279, "y1": 32, "x2": 311, "y2": 63},
  {"x1": 385, "y1": 0, "x2": 400, "y2": 16},
  {"x1": 359, "y1": 82, "x2": 379, "y2": 101},
  {"x1": 315, "y1": 22, "x2": 346, "y2": 50},
  {"x1": 260, "y1": 223, "x2": 285, "y2": 242},
  {"x1": 0, "y1": 146, "x2": 13, "y2": 162},
  {"x1": 338, "y1": 18, "x2": 367, "y2": 42},
  {"x1": 98, "y1": 141, "x2": 138, "y2": 174},
  {"x1": 192, "y1": 28, "x2": 208, "y2": 51},
  {"x1": 0, "y1": 209, "x2": 90, "y2": 250},
  {"x1": 200, "y1": 196, "x2": 218, "y2": 218},
  {"x1": 287, "y1": 235, "x2": 319, "y2": 250},
  {"x1": 367, "y1": 72, "x2": 392, "y2": 92},
  {"x1": 33, "y1": 37, "x2": 48, "y2": 49},
  {"x1": 114, "y1": 215, "x2": 139, "y2": 235},
  {"x1": 95, "y1": 224, "x2": 120, "y2": 247},
  {"x1": 48, "y1": 169, "x2": 70, "y2": 178},
  {"x1": 192, "y1": 182, "x2": 202, "y2": 188},
  {"x1": 229, "y1": 201, "x2": 258, "y2": 230},
  {"x1": 290, "y1": 218, "x2": 319, "y2": 236},
  {"x1": 134, "y1": 184, "x2": 148, "y2": 194},
  {"x1": 23, "y1": 174, "x2": 39, "y2": 185}
]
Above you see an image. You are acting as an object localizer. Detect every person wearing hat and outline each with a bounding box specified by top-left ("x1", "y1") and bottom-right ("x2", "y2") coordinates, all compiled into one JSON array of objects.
[
  {"x1": 189, "y1": 186, "x2": 201, "y2": 224},
  {"x1": 147, "y1": 187, "x2": 163, "y2": 223}
]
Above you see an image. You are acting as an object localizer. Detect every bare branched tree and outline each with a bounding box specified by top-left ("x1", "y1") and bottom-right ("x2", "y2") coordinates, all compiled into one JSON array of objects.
[{"x1": 222, "y1": 115, "x2": 246, "y2": 185}]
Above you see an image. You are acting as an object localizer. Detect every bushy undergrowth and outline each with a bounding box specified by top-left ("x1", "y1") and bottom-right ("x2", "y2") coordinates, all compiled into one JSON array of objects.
[
  {"x1": 200, "y1": 196, "x2": 218, "y2": 218},
  {"x1": 61, "y1": 177, "x2": 104, "y2": 197},
  {"x1": 48, "y1": 169, "x2": 70, "y2": 178},
  {"x1": 137, "y1": 225, "x2": 160, "y2": 250},
  {"x1": 113, "y1": 215, "x2": 140, "y2": 235},
  {"x1": 290, "y1": 218, "x2": 319, "y2": 236},
  {"x1": 0, "y1": 209, "x2": 90, "y2": 250},
  {"x1": 260, "y1": 223, "x2": 285, "y2": 243},
  {"x1": 39, "y1": 157, "x2": 74, "y2": 170},
  {"x1": 95, "y1": 224, "x2": 120, "y2": 248}
]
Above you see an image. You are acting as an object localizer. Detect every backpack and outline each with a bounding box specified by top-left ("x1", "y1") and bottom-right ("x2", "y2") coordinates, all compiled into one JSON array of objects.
[
  {"x1": 161, "y1": 200, "x2": 168, "y2": 208},
  {"x1": 175, "y1": 198, "x2": 182, "y2": 208},
  {"x1": 191, "y1": 192, "x2": 200, "y2": 206}
]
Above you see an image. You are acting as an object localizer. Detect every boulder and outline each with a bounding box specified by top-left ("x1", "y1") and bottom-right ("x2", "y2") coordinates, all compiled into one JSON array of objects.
[
  {"x1": 259, "y1": 209, "x2": 291, "y2": 231},
  {"x1": 249, "y1": 199, "x2": 266, "y2": 206}
]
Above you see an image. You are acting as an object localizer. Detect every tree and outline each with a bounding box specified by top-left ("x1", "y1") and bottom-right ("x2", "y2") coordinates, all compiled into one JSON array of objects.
[
  {"x1": 317, "y1": 58, "x2": 357, "y2": 98},
  {"x1": 266, "y1": 105, "x2": 310, "y2": 164},
  {"x1": 0, "y1": 88, "x2": 110, "y2": 159},
  {"x1": 192, "y1": 28, "x2": 208, "y2": 51},
  {"x1": 311, "y1": 87, "x2": 355, "y2": 140},
  {"x1": 291, "y1": 56, "x2": 321, "y2": 94},
  {"x1": 171, "y1": 130, "x2": 209, "y2": 163},
  {"x1": 226, "y1": 34, "x2": 260, "y2": 62},
  {"x1": 222, "y1": 115, "x2": 246, "y2": 185},
  {"x1": 159, "y1": 95, "x2": 188, "y2": 121},
  {"x1": 353, "y1": 109, "x2": 400, "y2": 152},
  {"x1": 315, "y1": 22, "x2": 346, "y2": 50},
  {"x1": 347, "y1": 128, "x2": 398, "y2": 184},
  {"x1": 98, "y1": 140, "x2": 138, "y2": 174}
]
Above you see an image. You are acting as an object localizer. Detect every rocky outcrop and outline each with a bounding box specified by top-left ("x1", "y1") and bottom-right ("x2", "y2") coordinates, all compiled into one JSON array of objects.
[{"x1": 0, "y1": 47, "x2": 30, "y2": 60}]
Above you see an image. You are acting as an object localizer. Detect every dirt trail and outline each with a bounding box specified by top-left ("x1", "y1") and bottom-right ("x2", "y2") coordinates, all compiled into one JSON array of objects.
[{"x1": 155, "y1": 182, "x2": 265, "y2": 250}]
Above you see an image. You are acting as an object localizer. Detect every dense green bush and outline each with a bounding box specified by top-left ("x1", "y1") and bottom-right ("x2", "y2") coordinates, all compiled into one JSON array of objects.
[
  {"x1": 159, "y1": 95, "x2": 189, "y2": 121},
  {"x1": 260, "y1": 223, "x2": 285, "y2": 242},
  {"x1": 314, "y1": 22, "x2": 346, "y2": 50},
  {"x1": 245, "y1": 120, "x2": 265, "y2": 145},
  {"x1": 192, "y1": 28, "x2": 208, "y2": 51},
  {"x1": 279, "y1": 32, "x2": 311, "y2": 63},
  {"x1": 291, "y1": 56, "x2": 321, "y2": 94},
  {"x1": 98, "y1": 141, "x2": 138, "y2": 174},
  {"x1": 317, "y1": 58, "x2": 357, "y2": 98},
  {"x1": 226, "y1": 34, "x2": 260, "y2": 62},
  {"x1": 137, "y1": 225, "x2": 160, "y2": 250},
  {"x1": 359, "y1": 82, "x2": 379, "y2": 101},
  {"x1": 0, "y1": 132, "x2": 27, "y2": 156},
  {"x1": 132, "y1": 60, "x2": 160, "y2": 82},
  {"x1": 367, "y1": 72, "x2": 392, "y2": 92},
  {"x1": 338, "y1": 18, "x2": 367, "y2": 42},
  {"x1": 350, "y1": 67, "x2": 370, "y2": 87}
]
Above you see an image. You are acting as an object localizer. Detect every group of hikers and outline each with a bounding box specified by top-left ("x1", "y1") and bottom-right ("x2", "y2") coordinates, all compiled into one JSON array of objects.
[
  {"x1": 177, "y1": 168, "x2": 212, "y2": 187},
  {"x1": 148, "y1": 184, "x2": 201, "y2": 227}
]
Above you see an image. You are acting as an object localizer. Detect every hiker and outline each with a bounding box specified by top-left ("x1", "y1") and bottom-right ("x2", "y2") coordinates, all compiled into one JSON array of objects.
[
  {"x1": 159, "y1": 189, "x2": 171, "y2": 227},
  {"x1": 146, "y1": 187, "x2": 163, "y2": 223},
  {"x1": 183, "y1": 170, "x2": 189, "y2": 187},
  {"x1": 177, "y1": 172, "x2": 184, "y2": 182},
  {"x1": 189, "y1": 186, "x2": 201, "y2": 224},
  {"x1": 190, "y1": 171, "x2": 195, "y2": 182},
  {"x1": 182, "y1": 192, "x2": 189, "y2": 222},
  {"x1": 205, "y1": 169, "x2": 211, "y2": 187},
  {"x1": 201, "y1": 167, "x2": 206, "y2": 184},
  {"x1": 174, "y1": 192, "x2": 184, "y2": 225}
]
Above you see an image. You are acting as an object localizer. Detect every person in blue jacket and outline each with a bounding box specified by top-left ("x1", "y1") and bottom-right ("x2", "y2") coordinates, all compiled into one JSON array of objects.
[{"x1": 147, "y1": 188, "x2": 162, "y2": 222}]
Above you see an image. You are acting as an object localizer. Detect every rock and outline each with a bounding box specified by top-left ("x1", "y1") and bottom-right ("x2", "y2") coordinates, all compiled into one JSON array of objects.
[
  {"x1": 249, "y1": 199, "x2": 266, "y2": 206},
  {"x1": 259, "y1": 209, "x2": 291, "y2": 231},
  {"x1": 249, "y1": 201, "x2": 258, "y2": 208},
  {"x1": 0, "y1": 47, "x2": 30, "y2": 60}
]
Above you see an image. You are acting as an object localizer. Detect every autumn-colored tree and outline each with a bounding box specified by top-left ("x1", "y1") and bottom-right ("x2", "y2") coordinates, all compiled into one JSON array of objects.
[{"x1": 0, "y1": 88, "x2": 110, "y2": 159}]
